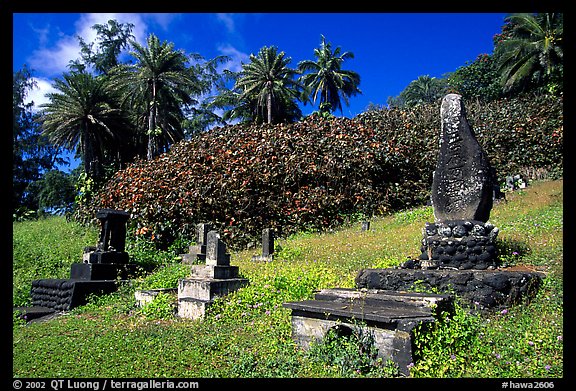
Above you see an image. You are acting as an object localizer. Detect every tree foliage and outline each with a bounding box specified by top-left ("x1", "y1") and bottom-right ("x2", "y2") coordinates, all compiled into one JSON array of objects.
[
  {"x1": 446, "y1": 54, "x2": 503, "y2": 102},
  {"x1": 389, "y1": 75, "x2": 447, "y2": 108},
  {"x1": 298, "y1": 35, "x2": 361, "y2": 114},
  {"x1": 77, "y1": 93, "x2": 562, "y2": 250},
  {"x1": 39, "y1": 71, "x2": 133, "y2": 180},
  {"x1": 232, "y1": 46, "x2": 303, "y2": 124},
  {"x1": 13, "y1": 66, "x2": 65, "y2": 213},
  {"x1": 494, "y1": 13, "x2": 563, "y2": 94}
]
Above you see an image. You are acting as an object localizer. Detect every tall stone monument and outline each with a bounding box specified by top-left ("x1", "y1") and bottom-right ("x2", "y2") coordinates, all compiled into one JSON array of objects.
[{"x1": 420, "y1": 94, "x2": 499, "y2": 270}]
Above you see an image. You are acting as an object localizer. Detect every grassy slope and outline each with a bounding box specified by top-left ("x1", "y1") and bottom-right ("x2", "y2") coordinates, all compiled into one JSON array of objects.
[{"x1": 12, "y1": 179, "x2": 563, "y2": 378}]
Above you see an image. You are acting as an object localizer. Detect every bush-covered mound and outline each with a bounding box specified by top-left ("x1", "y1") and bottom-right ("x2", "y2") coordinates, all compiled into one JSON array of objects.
[{"x1": 78, "y1": 92, "x2": 562, "y2": 249}]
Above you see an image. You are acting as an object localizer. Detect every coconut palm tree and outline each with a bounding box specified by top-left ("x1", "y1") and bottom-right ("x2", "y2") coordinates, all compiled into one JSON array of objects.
[
  {"x1": 400, "y1": 75, "x2": 447, "y2": 107},
  {"x1": 495, "y1": 13, "x2": 563, "y2": 93},
  {"x1": 234, "y1": 46, "x2": 303, "y2": 124},
  {"x1": 39, "y1": 71, "x2": 132, "y2": 180},
  {"x1": 298, "y1": 35, "x2": 361, "y2": 115},
  {"x1": 109, "y1": 34, "x2": 203, "y2": 160}
]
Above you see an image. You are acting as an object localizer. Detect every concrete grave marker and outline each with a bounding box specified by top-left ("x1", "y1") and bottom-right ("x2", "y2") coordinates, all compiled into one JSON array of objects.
[
  {"x1": 178, "y1": 229, "x2": 247, "y2": 319},
  {"x1": 252, "y1": 228, "x2": 275, "y2": 262},
  {"x1": 180, "y1": 223, "x2": 211, "y2": 264}
]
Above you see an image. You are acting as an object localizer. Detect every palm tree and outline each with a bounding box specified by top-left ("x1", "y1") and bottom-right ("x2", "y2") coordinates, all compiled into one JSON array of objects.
[
  {"x1": 39, "y1": 71, "x2": 132, "y2": 180},
  {"x1": 109, "y1": 34, "x2": 203, "y2": 160},
  {"x1": 298, "y1": 35, "x2": 361, "y2": 115},
  {"x1": 234, "y1": 46, "x2": 303, "y2": 124},
  {"x1": 495, "y1": 13, "x2": 563, "y2": 93},
  {"x1": 400, "y1": 75, "x2": 447, "y2": 107}
]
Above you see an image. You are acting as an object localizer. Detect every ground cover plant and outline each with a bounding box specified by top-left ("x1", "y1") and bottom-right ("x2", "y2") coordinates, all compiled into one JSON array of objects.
[{"x1": 13, "y1": 179, "x2": 563, "y2": 378}]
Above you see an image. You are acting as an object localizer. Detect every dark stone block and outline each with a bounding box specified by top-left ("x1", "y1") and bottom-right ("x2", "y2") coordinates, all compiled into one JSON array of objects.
[
  {"x1": 431, "y1": 94, "x2": 494, "y2": 223},
  {"x1": 477, "y1": 252, "x2": 493, "y2": 263},
  {"x1": 355, "y1": 268, "x2": 543, "y2": 311},
  {"x1": 454, "y1": 253, "x2": 467, "y2": 262},
  {"x1": 31, "y1": 279, "x2": 119, "y2": 311},
  {"x1": 70, "y1": 263, "x2": 138, "y2": 280},
  {"x1": 483, "y1": 273, "x2": 511, "y2": 291}
]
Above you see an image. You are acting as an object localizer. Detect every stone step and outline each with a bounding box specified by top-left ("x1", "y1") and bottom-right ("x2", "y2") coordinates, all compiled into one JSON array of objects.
[
  {"x1": 190, "y1": 265, "x2": 239, "y2": 279},
  {"x1": 31, "y1": 279, "x2": 119, "y2": 311},
  {"x1": 14, "y1": 306, "x2": 58, "y2": 322},
  {"x1": 284, "y1": 288, "x2": 451, "y2": 327},
  {"x1": 355, "y1": 268, "x2": 545, "y2": 311}
]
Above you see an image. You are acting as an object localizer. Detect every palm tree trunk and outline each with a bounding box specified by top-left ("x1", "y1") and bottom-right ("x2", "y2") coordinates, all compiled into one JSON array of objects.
[
  {"x1": 147, "y1": 79, "x2": 157, "y2": 160},
  {"x1": 267, "y1": 88, "x2": 272, "y2": 124}
]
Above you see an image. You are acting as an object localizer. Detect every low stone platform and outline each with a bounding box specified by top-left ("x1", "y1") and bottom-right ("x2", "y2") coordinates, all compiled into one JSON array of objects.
[
  {"x1": 283, "y1": 288, "x2": 453, "y2": 376},
  {"x1": 355, "y1": 267, "x2": 544, "y2": 311},
  {"x1": 30, "y1": 278, "x2": 119, "y2": 311},
  {"x1": 14, "y1": 306, "x2": 58, "y2": 322}
]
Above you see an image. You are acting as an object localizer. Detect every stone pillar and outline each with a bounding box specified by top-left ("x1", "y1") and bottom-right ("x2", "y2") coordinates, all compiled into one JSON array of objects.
[
  {"x1": 420, "y1": 94, "x2": 499, "y2": 270},
  {"x1": 83, "y1": 209, "x2": 130, "y2": 264},
  {"x1": 251, "y1": 228, "x2": 275, "y2": 262},
  {"x1": 431, "y1": 94, "x2": 494, "y2": 223}
]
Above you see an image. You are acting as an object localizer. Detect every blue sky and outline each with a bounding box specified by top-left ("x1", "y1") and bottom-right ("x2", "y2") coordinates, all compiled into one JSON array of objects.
[{"x1": 12, "y1": 12, "x2": 509, "y2": 171}]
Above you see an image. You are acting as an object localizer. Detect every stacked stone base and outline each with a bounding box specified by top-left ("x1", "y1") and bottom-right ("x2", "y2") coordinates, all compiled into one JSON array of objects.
[
  {"x1": 178, "y1": 264, "x2": 248, "y2": 319},
  {"x1": 420, "y1": 220, "x2": 499, "y2": 270},
  {"x1": 355, "y1": 268, "x2": 544, "y2": 311},
  {"x1": 29, "y1": 262, "x2": 136, "y2": 313},
  {"x1": 30, "y1": 278, "x2": 118, "y2": 311}
]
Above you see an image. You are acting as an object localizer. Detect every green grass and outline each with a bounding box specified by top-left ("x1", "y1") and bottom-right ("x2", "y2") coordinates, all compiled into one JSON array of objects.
[{"x1": 13, "y1": 179, "x2": 563, "y2": 378}]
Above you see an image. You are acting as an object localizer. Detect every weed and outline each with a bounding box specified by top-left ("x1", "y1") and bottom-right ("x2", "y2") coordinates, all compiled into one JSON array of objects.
[
  {"x1": 12, "y1": 179, "x2": 563, "y2": 378},
  {"x1": 136, "y1": 292, "x2": 177, "y2": 320}
]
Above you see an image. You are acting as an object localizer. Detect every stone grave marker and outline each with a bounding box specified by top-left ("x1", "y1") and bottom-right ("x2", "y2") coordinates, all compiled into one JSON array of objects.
[
  {"x1": 251, "y1": 228, "x2": 274, "y2": 262},
  {"x1": 178, "y1": 230, "x2": 248, "y2": 319},
  {"x1": 19, "y1": 209, "x2": 137, "y2": 321},
  {"x1": 420, "y1": 93, "x2": 499, "y2": 270},
  {"x1": 356, "y1": 93, "x2": 544, "y2": 310},
  {"x1": 179, "y1": 223, "x2": 211, "y2": 264}
]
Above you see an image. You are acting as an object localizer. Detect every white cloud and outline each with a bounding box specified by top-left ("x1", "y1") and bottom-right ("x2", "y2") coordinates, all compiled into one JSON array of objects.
[
  {"x1": 26, "y1": 13, "x2": 157, "y2": 77},
  {"x1": 216, "y1": 13, "x2": 236, "y2": 33},
  {"x1": 217, "y1": 44, "x2": 249, "y2": 73},
  {"x1": 25, "y1": 77, "x2": 57, "y2": 111},
  {"x1": 27, "y1": 35, "x2": 80, "y2": 78}
]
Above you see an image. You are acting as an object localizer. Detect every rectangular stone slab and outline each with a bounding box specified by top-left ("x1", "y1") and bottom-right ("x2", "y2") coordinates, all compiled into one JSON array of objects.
[
  {"x1": 314, "y1": 288, "x2": 452, "y2": 311},
  {"x1": 283, "y1": 298, "x2": 434, "y2": 326}
]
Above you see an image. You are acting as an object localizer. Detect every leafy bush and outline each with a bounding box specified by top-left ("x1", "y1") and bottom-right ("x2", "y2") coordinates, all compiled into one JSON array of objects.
[
  {"x1": 306, "y1": 322, "x2": 400, "y2": 377},
  {"x1": 77, "y1": 92, "x2": 562, "y2": 250}
]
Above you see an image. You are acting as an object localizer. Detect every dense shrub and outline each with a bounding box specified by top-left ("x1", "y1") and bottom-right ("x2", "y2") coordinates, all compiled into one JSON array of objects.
[{"x1": 77, "y1": 92, "x2": 562, "y2": 249}]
